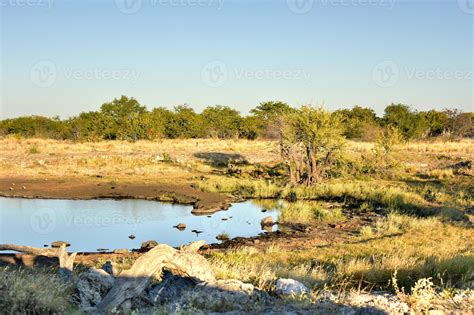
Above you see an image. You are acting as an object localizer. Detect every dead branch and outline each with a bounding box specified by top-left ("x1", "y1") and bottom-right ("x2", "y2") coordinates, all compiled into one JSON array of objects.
[
  {"x1": 96, "y1": 241, "x2": 213, "y2": 312},
  {"x1": 0, "y1": 243, "x2": 77, "y2": 282},
  {"x1": 0, "y1": 244, "x2": 59, "y2": 257}
]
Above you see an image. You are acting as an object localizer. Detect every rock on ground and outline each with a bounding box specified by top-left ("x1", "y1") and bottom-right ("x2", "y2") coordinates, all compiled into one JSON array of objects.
[
  {"x1": 186, "y1": 279, "x2": 269, "y2": 312},
  {"x1": 101, "y1": 261, "x2": 117, "y2": 276},
  {"x1": 275, "y1": 278, "x2": 310, "y2": 296},
  {"x1": 346, "y1": 292, "x2": 410, "y2": 314},
  {"x1": 140, "y1": 240, "x2": 158, "y2": 251},
  {"x1": 113, "y1": 248, "x2": 128, "y2": 254},
  {"x1": 260, "y1": 216, "x2": 273, "y2": 226},
  {"x1": 77, "y1": 267, "x2": 115, "y2": 309},
  {"x1": 147, "y1": 272, "x2": 196, "y2": 305},
  {"x1": 51, "y1": 241, "x2": 70, "y2": 248}
]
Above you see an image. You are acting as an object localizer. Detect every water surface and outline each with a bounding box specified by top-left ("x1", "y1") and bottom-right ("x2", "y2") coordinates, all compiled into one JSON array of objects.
[{"x1": 0, "y1": 197, "x2": 279, "y2": 252}]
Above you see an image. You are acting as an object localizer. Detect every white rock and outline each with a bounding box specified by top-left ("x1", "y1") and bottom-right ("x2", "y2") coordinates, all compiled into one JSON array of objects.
[
  {"x1": 191, "y1": 279, "x2": 269, "y2": 310},
  {"x1": 275, "y1": 278, "x2": 309, "y2": 296}
]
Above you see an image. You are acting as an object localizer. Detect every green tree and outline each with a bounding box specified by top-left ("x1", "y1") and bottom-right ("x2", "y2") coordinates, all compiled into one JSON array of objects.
[
  {"x1": 145, "y1": 107, "x2": 173, "y2": 139},
  {"x1": 383, "y1": 104, "x2": 428, "y2": 139},
  {"x1": 67, "y1": 111, "x2": 105, "y2": 141},
  {"x1": 165, "y1": 105, "x2": 205, "y2": 138},
  {"x1": 0, "y1": 116, "x2": 67, "y2": 139},
  {"x1": 239, "y1": 116, "x2": 261, "y2": 140},
  {"x1": 443, "y1": 109, "x2": 473, "y2": 138},
  {"x1": 336, "y1": 106, "x2": 379, "y2": 140},
  {"x1": 250, "y1": 101, "x2": 294, "y2": 138},
  {"x1": 100, "y1": 96, "x2": 148, "y2": 140},
  {"x1": 421, "y1": 110, "x2": 449, "y2": 137},
  {"x1": 201, "y1": 105, "x2": 242, "y2": 138},
  {"x1": 281, "y1": 106, "x2": 345, "y2": 185}
]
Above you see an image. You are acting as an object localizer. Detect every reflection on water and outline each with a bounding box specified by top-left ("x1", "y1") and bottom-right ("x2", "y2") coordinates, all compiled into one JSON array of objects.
[{"x1": 0, "y1": 198, "x2": 279, "y2": 252}]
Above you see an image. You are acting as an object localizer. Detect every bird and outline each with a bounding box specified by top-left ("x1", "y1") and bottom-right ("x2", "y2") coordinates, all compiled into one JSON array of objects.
[{"x1": 128, "y1": 234, "x2": 136, "y2": 240}]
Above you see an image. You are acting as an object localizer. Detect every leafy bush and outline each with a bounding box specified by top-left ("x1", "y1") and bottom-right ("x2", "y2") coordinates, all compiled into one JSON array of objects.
[{"x1": 376, "y1": 125, "x2": 404, "y2": 153}]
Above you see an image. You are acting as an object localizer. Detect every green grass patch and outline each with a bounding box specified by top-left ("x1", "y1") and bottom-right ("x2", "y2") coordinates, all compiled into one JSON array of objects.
[{"x1": 278, "y1": 201, "x2": 345, "y2": 223}]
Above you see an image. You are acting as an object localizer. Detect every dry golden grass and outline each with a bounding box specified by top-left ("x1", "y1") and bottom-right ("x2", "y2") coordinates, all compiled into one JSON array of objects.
[
  {"x1": 0, "y1": 137, "x2": 280, "y2": 161},
  {"x1": 209, "y1": 214, "x2": 474, "y2": 292},
  {"x1": 0, "y1": 137, "x2": 280, "y2": 180},
  {"x1": 403, "y1": 139, "x2": 474, "y2": 155},
  {"x1": 348, "y1": 139, "x2": 474, "y2": 155},
  {"x1": 1, "y1": 137, "x2": 472, "y2": 181}
]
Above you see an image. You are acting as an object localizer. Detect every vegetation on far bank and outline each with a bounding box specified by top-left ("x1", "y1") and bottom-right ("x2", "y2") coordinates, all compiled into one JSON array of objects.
[{"x1": 1, "y1": 96, "x2": 472, "y2": 141}]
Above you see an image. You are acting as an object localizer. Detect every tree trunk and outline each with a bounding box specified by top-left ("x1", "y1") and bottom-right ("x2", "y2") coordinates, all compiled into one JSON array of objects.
[
  {"x1": 57, "y1": 245, "x2": 77, "y2": 282},
  {"x1": 96, "y1": 241, "x2": 214, "y2": 312}
]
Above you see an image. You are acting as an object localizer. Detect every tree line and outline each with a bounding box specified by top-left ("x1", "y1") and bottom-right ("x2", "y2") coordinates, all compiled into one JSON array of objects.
[{"x1": 0, "y1": 96, "x2": 472, "y2": 141}]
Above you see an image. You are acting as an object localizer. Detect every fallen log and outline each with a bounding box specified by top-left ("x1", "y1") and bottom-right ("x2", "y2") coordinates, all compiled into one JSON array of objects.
[
  {"x1": 96, "y1": 240, "x2": 213, "y2": 312},
  {"x1": 0, "y1": 243, "x2": 77, "y2": 282},
  {"x1": 0, "y1": 244, "x2": 59, "y2": 256}
]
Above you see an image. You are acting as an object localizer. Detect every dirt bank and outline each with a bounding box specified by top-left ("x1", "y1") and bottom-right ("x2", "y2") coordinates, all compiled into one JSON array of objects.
[{"x1": 0, "y1": 176, "x2": 230, "y2": 214}]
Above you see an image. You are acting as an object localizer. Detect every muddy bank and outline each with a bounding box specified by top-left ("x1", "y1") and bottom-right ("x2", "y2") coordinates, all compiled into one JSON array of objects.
[
  {"x1": 0, "y1": 177, "x2": 230, "y2": 214},
  {"x1": 0, "y1": 215, "x2": 375, "y2": 268}
]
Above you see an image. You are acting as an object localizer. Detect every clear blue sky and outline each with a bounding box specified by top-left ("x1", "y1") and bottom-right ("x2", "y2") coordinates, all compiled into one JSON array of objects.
[{"x1": 0, "y1": 0, "x2": 472, "y2": 118}]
